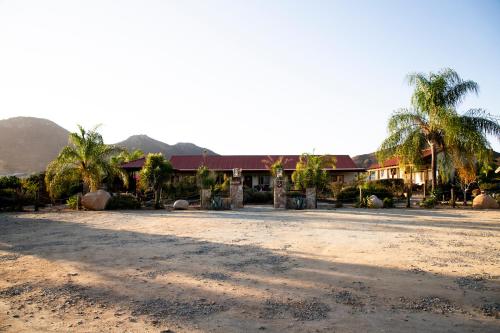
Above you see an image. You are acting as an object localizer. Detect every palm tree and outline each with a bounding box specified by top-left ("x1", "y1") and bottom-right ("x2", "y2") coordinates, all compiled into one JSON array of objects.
[
  {"x1": 45, "y1": 125, "x2": 128, "y2": 196},
  {"x1": 262, "y1": 156, "x2": 289, "y2": 178},
  {"x1": 110, "y1": 149, "x2": 144, "y2": 165},
  {"x1": 139, "y1": 153, "x2": 173, "y2": 209},
  {"x1": 378, "y1": 68, "x2": 500, "y2": 191}
]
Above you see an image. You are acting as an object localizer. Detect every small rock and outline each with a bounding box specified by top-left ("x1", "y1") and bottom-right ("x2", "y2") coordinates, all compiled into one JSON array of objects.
[{"x1": 173, "y1": 200, "x2": 189, "y2": 210}]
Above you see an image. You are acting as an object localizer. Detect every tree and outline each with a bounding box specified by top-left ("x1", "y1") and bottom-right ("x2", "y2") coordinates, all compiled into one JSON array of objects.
[
  {"x1": 456, "y1": 162, "x2": 478, "y2": 206},
  {"x1": 139, "y1": 153, "x2": 173, "y2": 209},
  {"x1": 291, "y1": 154, "x2": 336, "y2": 191},
  {"x1": 378, "y1": 69, "x2": 500, "y2": 192},
  {"x1": 45, "y1": 125, "x2": 128, "y2": 197},
  {"x1": 262, "y1": 156, "x2": 289, "y2": 178},
  {"x1": 196, "y1": 166, "x2": 215, "y2": 190},
  {"x1": 111, "y1": 149, "x2": 144, "y2": 165}
]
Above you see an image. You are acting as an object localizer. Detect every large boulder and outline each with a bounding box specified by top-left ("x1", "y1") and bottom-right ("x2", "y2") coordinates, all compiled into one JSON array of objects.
[
  {"x1": 81, "y1": 190, "x2": 111, "y2": 211},
  {"x1": 173, "y1": 199, "x2": 189, "y2": 210},
  {"x1": 367, "y1": 195, "x2": 383, "y2": 208},
  {"x1": 472, "y1": 194, "x2": 499, "y2": 209}
]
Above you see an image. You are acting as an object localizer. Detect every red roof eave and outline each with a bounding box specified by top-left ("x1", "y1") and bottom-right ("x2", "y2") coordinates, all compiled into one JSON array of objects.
[{"x1": 121, "y1": 155, "x2": 365, "y2": 172}]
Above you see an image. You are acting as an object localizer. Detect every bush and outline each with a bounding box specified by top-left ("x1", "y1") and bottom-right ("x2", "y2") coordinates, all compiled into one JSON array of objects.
[
  {"x1": 337, "y1": 186, "x2": 359, "y2": 202},
  {"x1": 0, "y1": 176, "x2": 23, "y2": 211},
  {"x1": 66, "y1": 195, "x2": 79, "y2": 210},
  {"x1": 106, "y1": 194, "x2": 141, "y2": 210},
  {"x1": 334, "y1": 201, "x2": 343, "y2": 208},
  {"x1": 0, "y1": 188, "x2": 18, "y2": 211},
  {"x1": 419, "y1": 196, "x2": 437, "y2": 208},
  {"x1": 382, "y1": 197, "x2": 394, "y2": 208},
  {"x1": 354, "y1": 196, "x2": 368, "y2": 208},
  {"x1": 371, "y1": 179, "x2": 404, "y2": 195},
  {"x1": 363, "y1": 182, "x2": 393, "y2": 200},
  {"x1": 164, "y1": 176, "x2": 198, "y2": 200},
  {"x1": 479, "y1": 182, "x2": 500, "y2": 193},
  {"x1": 244, "y1": 188, "x2": 273, "y2": 204}
]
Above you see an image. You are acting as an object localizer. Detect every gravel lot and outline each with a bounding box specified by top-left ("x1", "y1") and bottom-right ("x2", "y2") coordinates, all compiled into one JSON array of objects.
[{"x1": 0, "y1": 207, "x2": 499, "y2": 332}]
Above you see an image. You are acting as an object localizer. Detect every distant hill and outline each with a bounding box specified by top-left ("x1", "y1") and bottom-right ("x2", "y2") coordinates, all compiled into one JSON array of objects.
[
  {"x1": 352, "y1": 152, "x2": 377, "y2": 169},
  {"x1": 115, "y1": 135, "x2": 217, "y2": 158},
  {"x1": 0, "y1": 117, "x2": 70, "y2": 176},
  {"x1": 0, "y1": 117, "x2": 217, "y2": 175}
]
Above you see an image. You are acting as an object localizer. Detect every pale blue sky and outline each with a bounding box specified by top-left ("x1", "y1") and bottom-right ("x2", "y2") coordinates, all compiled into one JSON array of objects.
[{"x1": 0, "y1": 0, "x2": 499, "y2": 155}]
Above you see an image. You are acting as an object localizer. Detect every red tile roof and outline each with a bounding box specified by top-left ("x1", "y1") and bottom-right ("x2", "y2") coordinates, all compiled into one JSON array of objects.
[
  {"x1": 120, "y1": 157, "x2": 146, "y2": 169},
  {"x1": 122, "y1": 155, "x2": 364, "y2": 171},
  {"x1": 368, "y1": 149, "x2": 432, "y2": 169}
]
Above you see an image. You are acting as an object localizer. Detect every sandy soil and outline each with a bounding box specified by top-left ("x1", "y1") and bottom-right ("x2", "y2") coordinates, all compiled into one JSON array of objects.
[{"x1": 0, "y1": 207, "x2": 499, "y2": 332}]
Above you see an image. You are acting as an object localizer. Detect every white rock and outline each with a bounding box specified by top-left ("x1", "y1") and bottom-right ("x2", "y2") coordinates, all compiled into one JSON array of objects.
[
  {"x1": 367, "y1": 195, "x2": 383, "y2": 208},
  {"x1": 81, "y1": 190, "x2": 111, "y2": 211},
  {"x1": 173, "y1": 199, "x2": 189, "y2": 210}
]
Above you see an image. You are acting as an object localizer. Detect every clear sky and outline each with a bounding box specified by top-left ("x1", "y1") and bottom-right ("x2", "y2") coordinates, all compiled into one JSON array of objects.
[{"x1": 1, "y1": 0, "x2": 499, "y2": 155}]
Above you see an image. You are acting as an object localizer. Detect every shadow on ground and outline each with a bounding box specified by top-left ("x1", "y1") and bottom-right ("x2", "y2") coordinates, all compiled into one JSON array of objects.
[{"x1": 0, "y1": 210, "x2": 498, "y2": 332}]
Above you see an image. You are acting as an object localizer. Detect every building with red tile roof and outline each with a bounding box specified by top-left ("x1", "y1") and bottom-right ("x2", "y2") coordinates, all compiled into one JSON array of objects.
[{"x1": 122, "y1": 154, "x2": 365, "y2": 191}]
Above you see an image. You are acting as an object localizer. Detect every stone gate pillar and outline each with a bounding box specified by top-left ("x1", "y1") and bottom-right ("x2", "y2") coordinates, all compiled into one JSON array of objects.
[
  {"x1": 230, "y1": 168, "x2": 243, "y2": 209},
  {"x1": 200, "y1": 189, "x2": 212, "y2": 209},
  {"x1": 306, "y1": 187, "x2": 317, "y2": 209},
  {"x1": 273, "y1": 169, "x2": 286, "y2": 209}
]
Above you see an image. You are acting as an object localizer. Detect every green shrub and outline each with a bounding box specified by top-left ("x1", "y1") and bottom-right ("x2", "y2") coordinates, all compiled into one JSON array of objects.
[
  {"x1": 0, "y1": 176, "x2": 21, "y2": 189},
  {"x1": 164, "y1": 176, "x2": 198, "y2": 200},
  {"x1": 0, "y1": 188, "x2": 18, "y2": 211},
  {"x1": 354, "y1": 196, "x2": 368, "y2": 208},
  {"x1": 66, "y1": 195, "x2": 79, "y2": 210},
  {"x1": 371, "y1": 179, "x2": 404, "y2": 195},
  {"x1": 0, "y1": 176, "x2": 23, "y2": 211},
  {"x1": 337, "y1": 186, "x2": 359, "y2": 202},
  {"x1": 479, "y1": 182, "x2": 500, "y2": 193},
  {"x1": 106, "y1": 194, "x2": 141, "y2": 210},
  {"x1": 382, "y1": 197, "x2": 394, "y2": 208},
  {"x1": 244, "y1": 189, "x2": 273, "y2": 204},
  {"x1": 363, "y1": 182, "x2": 393, "y2": 200},
  {"x1": 419, "y1": 196, "x2": 438, "y2": 208},
  {"x1": 334, "y1": 201, "x2": 343, "y2": 208}
]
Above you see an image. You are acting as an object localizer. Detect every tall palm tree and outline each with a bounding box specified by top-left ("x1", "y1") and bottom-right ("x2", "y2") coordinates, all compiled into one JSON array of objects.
[
  {"x1": 378, "y1": 69, "x2": 500, "y2": 191},
  {"x1": 46, "y1": 125, "x2": 128, "y2": 195}
]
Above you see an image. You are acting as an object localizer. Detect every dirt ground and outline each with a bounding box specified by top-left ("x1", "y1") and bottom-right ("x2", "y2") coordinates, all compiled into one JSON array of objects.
[{"x1": 0, "y1": 207, "x2": 499, "y2": 332}]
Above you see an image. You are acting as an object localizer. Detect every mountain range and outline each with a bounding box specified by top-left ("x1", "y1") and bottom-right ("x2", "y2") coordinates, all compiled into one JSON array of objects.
[{"x1": 0, "y1": 117, "x2": 216, "y2": 175}]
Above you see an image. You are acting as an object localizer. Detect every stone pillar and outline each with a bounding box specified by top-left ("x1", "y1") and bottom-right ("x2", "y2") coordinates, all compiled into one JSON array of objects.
[
  {"x1": 201, "y1": 189, "x2": 211, "y2": 209},
  {"x1": 230, "y1": 177, "x2": 243, "y2": 209},
  {"x1": 273, "y1": 177, "x2": 286, "y2": 208},
  {"x1": 306, "y1": 187, "x2": 317, "y2": 209}
]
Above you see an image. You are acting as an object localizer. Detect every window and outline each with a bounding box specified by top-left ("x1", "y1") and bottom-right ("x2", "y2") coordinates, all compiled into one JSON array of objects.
[
  {"x1": 380, "y1": 169, "x2": 385, "y2": 178},
  {"x1": 331, "y1": 175, "x2": 344, "y2": 183},
  {"x1": 258, "y1": 175, "x2": 270, "y2": 185}
]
